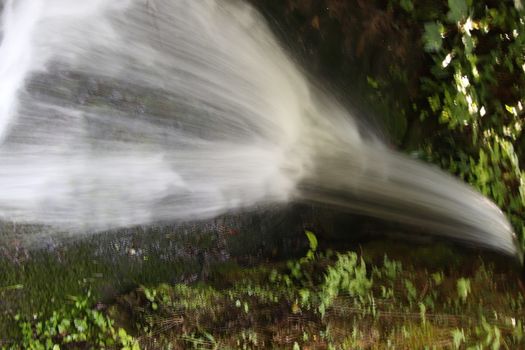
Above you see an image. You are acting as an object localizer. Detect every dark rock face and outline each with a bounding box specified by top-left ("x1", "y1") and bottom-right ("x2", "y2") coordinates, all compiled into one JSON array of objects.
[{"x1": 250, "y1": 1, "x2": 422, "y2": 93}]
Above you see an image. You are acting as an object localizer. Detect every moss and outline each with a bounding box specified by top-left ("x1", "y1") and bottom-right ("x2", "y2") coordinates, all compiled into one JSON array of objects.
[{"x1": 0, "y1": 230, "x2": 203, "y2": 336}]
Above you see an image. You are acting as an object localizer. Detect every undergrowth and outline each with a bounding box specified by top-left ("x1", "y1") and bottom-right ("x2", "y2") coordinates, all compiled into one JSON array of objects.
[
  {"x1": 8, "y1": 232, "x2": 523, "y2": 349},
  {"x1": 377, "y1": 0, "x2": 525, "y2": 250}
]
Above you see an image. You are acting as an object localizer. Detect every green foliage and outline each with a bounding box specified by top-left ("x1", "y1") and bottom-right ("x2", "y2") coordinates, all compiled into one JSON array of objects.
[
  {"x1": 9, "y1": 233, "x2": 523, "y2": 349},
  {"x1": 4, "y1": 291, "x2": 140, "y2": 350},
  {"x1": 144, "y1": 283, "x2": 222, "y2": 311},
  {"x1": 423, "y1": 22, "x2": 444, "y2": 52},
  {"x1": 277, "y1": 231, "x2": 321, "y2": 288},
  {"x1": 447, "y1": 0, "x2": 469, "y2": 23},
  {"x1": 456, "y1": 277, "x2": 471, "y2": 302},
  {"x1": 475, "y1": 316, "x2": 502, "y2": 350},
  {"x1": 304, "y1": 230, "x2": 318, "y2": 258},
  {"x1": 0, "y1": 227, "x2": 198, "y2": 335},
  {"x1": 404, "y1": 279, "x2": 418, "y2": 305},
  {"x1": 452, "y1": 328, "x2": 466, "y2": 348},
  {"x1": 389, "y1": 0, "x2": 525, "y2": 249},
  {"x1": 114, "y1": 234, "x2": 525, "y2": 348},
  {"x1": 399, "y1": 0, "x2": 414, "y2": 13},
  {"x1": 180, "y1": 332, "x2": 219, "y2": 350},
  {"x1": 382, "y1": 255, "x2": 402, "y2": 280},
  {"x1": 318, "y1": 252, "x2": 373, "y2": 315}
]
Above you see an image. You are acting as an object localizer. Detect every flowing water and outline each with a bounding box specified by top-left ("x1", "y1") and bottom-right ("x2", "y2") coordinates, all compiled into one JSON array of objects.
[{"x1": 0, "y1": 0, "x2": 519, "y2": 257}]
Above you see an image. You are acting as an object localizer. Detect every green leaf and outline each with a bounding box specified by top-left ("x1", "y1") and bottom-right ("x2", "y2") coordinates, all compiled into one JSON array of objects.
[
  {"x1": 58, "y1": 318, "x2": 70, "y2": 334},
  {"x1": 505, "y1": 104, "x2": 518, "y2": 116},
  {"x1": 431, "y1": 271, "x2": 444, "y2": 285},
  {"x1": 399, "y1": 0, "x2": 414, "y2": 13},
  {"x1": 304, "y1": 231, "x2": 318, "y2": 252},
  {"x1": 423, "y1": 22, "x2": 444, "y2": 53},
  {"x1": 203, "y1": 331, "x2": 216, "y2": 344},
  {"x1": 452, "y1": 328, "x2": 465, "y2": 349},
  {"x1": 456, "y1": 278, "x2": 471, "y2": 302},
  {"x1": 447, "y1": 0, "x2": 468, "y2": 23},
  {"x1": 419, "y1": 302, "x2": 426, "y2": 324},
  {"x1": 367, "y1": 76, "x2": 379, "y2": 89},
  {"x1": 404, "y1": 279, "x2": 417, "y2": 302}
]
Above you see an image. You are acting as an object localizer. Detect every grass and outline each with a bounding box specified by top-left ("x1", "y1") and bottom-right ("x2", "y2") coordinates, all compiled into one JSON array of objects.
[{"x1": 0, "y1": 227, "x2": 206, "y2": 337}]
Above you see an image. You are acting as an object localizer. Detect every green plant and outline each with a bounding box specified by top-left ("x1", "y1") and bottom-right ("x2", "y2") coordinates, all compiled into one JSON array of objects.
[
  {"x1": 457, "y1": 277, "x2": 471, "y2": 302},
  {"x1": 318, "y1": 252, "x2": 373, "y2": 315},
  {"x1": 181, "y1": 332, "x2": 219, "y2": 350},
  {"x1": 404, "y1": 279, "x2": 418, "y2": 306},
  {"x1": 4, "y1": 291, "x2": 140, "y2": 350},
  {"x1": 452, "y1": 328, "x2": 466, "y2": 349},
  {"x1": 473, "y1": 316, "x2": 502, "y2": 350},
  {"x1": 383, "y1": 0, "x2": 525, "y2": 249},
  {"x1": 275, "y1": 231, "x2": 320, "y2": 288},
  {"x1": 420, "y1": 1, "x2": 525, "y2": 248}
]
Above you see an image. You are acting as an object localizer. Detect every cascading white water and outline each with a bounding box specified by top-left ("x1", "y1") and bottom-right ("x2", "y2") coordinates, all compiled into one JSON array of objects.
[{"x1": 0, "y1": 0, "x2": 519, "y2": 256}]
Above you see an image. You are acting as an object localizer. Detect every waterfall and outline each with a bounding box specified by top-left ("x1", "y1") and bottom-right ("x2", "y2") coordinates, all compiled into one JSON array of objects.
[{"x1": 0, "y1": 0, "x2": 518, "y2": 256}]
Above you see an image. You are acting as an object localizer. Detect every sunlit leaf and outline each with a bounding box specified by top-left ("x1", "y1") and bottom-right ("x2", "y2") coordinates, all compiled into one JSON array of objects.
[{"x1": 304, "y1": 230, "x2": 318, "y2": 252}]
